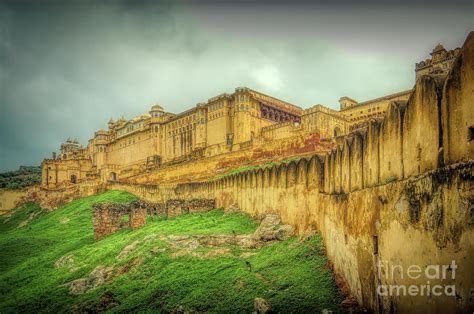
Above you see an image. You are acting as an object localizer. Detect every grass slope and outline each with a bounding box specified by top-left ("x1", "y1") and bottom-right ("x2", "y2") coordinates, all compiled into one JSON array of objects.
[{"x1": 0, "y1": 190, "x2": 342, "y2": 312}]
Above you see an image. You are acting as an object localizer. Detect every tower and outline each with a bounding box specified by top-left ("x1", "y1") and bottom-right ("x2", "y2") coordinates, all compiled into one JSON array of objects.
[
  {"x1": 232, "y1": 87, "x2": 253, "y2": 144},
  {"x1": 195, "y1": 103, "x2": 208, "y2": 149},
  {"x1": 149, "y1": 104, "x2": 165, "y2": 157}
]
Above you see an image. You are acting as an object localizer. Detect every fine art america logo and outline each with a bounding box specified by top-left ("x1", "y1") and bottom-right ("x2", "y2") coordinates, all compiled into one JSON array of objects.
[{"x1": 376, "y1": 260, "x2": 457, "y2": 297}]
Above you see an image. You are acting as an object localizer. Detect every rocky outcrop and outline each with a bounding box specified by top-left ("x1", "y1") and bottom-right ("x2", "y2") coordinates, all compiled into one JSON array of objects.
[
  {"x1": 116, "y1": 240, "x2": 140, "y2": 260},
  {"x1": 68, "y1": 256, "x2": 145, "y2": 295},
  {"x1": 254, "y1": 214, "x2": 294, "y2": 241},
  {"x1": 254, "y1": 297, "x2": 272, "y2": 314},
  {"x1": 224, "y1": 203, "x2": 240, "y2": 214},
  {"x1": 54, "y1": 254, "x2": 76, "y2": 271},
  {"x1": 69, "y1": 266, "x2": 115, "y2": 295},
  {"x1": 161, "y1": 214, "x2": 294, "y2": 252}
]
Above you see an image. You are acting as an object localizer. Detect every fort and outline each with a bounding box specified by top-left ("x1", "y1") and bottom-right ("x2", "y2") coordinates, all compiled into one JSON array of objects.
[
  {"x1": 41, "y1": 40, "x2": 463, "y2": 189},
  {"x1": 28, "y1": 32, "x2": 473, "y2": 312}
]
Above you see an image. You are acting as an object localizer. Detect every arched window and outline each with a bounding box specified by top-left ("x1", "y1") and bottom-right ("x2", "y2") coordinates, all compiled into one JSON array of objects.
[
  {"x1": 334, "y1": 126, "x2": 342, "y2": 137},
  {"x1": 70, "y1": 174, "x2": 77, "y2": 184}
]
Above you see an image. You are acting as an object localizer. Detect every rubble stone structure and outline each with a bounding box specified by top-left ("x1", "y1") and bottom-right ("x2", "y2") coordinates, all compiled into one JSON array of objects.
[
  {"x1": 92, "y1": 201, "x2": 148, "y2": 240},
  {"x1": 42, "y1": 43, "x2": 461, "y2": 189},
  {"x1": 92, "y1": 199, "x2": 215, "y2": 240}
]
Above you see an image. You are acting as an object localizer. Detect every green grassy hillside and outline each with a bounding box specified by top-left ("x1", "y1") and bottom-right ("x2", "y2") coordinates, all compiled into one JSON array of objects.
[{"x1": 0, "y1": 190, "x2": 342, "y2": 312}]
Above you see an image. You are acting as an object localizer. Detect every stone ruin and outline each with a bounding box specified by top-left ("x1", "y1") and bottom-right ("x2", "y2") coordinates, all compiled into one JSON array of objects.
[
  {"x1": 164, "y1": 199, "x2": 216, "y2": 217},
  {"x1": 92, "y1": 201, "x2": 147, "y2": 241},
  {"x1": 92, "y1": 199, "x2": 216, "y2": 240}
]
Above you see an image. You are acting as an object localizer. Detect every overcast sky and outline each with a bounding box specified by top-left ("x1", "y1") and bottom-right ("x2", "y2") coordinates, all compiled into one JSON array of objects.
[{"x1": 0, "y1": 0, "x2": 472, "y2": 171}]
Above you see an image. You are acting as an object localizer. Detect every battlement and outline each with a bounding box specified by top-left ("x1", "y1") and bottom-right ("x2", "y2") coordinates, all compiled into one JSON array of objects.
[
  {"x1": 303, "y1": 104, "x2": 343, "y2": 117},
  {"x1": 415, "y1": 43, "x2": 461, "y2": 78}
]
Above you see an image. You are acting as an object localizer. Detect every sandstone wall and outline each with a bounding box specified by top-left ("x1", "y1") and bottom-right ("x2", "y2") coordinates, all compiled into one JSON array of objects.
[
  {"x1": 126, "y1": 129, "x2": 331, "y2": 185},
  {"x1": 109, "y1": 161, "x2": 473, "y2": 312},
  {"x1": 7, "y1": 182, "x2": 108, "y2": 210},
  {"x1": 0, "y1": 189, "x2": 28, "y2": 216},
  {"x1": 441, "y1": 32, "x2": 474, "y2": 165}
]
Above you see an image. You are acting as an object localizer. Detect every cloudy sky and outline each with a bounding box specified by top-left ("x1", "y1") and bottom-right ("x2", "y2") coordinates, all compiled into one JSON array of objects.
[{"x1": 0, "y1": 0, "x2": 472, "y2": 171}]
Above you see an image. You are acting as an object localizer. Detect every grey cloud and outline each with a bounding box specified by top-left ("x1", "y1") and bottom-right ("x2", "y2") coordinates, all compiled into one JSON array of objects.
[{"x1": 0, "y1": 0, "x2": 472, "y2": 171}]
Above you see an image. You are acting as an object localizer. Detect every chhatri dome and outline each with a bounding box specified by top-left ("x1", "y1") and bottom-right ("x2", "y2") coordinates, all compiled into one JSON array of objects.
[
  {"x1": 150, "y1": 104, "x2": 164, "y2": 112},
  {"x1": 431, "y1": 43, "x2": 446, "y2": 54},
  {"x1": 150, "y1": 104, "x2": 165, "y2": 118}
]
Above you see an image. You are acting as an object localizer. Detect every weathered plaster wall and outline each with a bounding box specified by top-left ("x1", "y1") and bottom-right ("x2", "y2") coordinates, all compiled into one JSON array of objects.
[
  {"x1": 402, "y1": 75, "x2": 443, "y2": 178},
  {"x1": 125, "y1": 129, "x2": 331, "y2": 185},
  {"x1": 314, "y1": 164, "x2": 473, "y2": 313},
  {"x1": 0, "y1": 189, "x2": 28, "y2": 215},
  {"x1": 10, "y1": 182, "x2": 107, "y2": 210},
  {"x1": 442, "y1": 32, "x2": 474, "y2": 165},
  {"x1": 109, "y1": 161, "x2": 473, "y2": 312}
]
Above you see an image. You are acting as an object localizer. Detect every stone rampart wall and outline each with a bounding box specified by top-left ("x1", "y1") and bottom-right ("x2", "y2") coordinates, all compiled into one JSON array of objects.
[{"x1": 109, "y1": 160, "x2": 473, "y2": 312}]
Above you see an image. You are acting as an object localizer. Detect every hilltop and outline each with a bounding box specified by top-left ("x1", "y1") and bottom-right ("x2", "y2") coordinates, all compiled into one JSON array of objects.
[{"x1": 0, "y1": 166, "x2": 41, "y2": 190}]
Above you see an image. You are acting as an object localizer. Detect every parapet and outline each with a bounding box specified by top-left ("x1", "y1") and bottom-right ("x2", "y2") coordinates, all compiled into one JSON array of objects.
[
  {"x1": 415, "y1": 43, "x2": 461, "y2": 78},
  {"x1": 303, "y1": 104, "x2": 344, "y2": 117},
  {"x1": 338, "y1": 97, "x2": 358, "y2": 110}
]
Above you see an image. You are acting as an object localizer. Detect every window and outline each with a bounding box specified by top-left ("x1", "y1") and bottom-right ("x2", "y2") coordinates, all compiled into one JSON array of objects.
[
  {"x1": 373, "y1": 236, "x2": 379, "y2": 255},
  {"x1": 121, "y1": 214, "x2": 129, "y2": 223}
]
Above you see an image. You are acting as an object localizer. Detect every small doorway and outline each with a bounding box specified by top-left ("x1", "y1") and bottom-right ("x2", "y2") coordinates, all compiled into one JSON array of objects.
[
  {"x1": 70, "y1": 174, "x2": 77, "y2": 184},
  {"x1": 110, "y1": 172, "x2": 117, "y2": 181}
]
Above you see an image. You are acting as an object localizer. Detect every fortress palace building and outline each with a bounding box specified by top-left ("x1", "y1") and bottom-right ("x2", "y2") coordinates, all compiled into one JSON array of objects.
[{"x1": 41, "y1": 43, "x2": 461, "y2": 188}]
